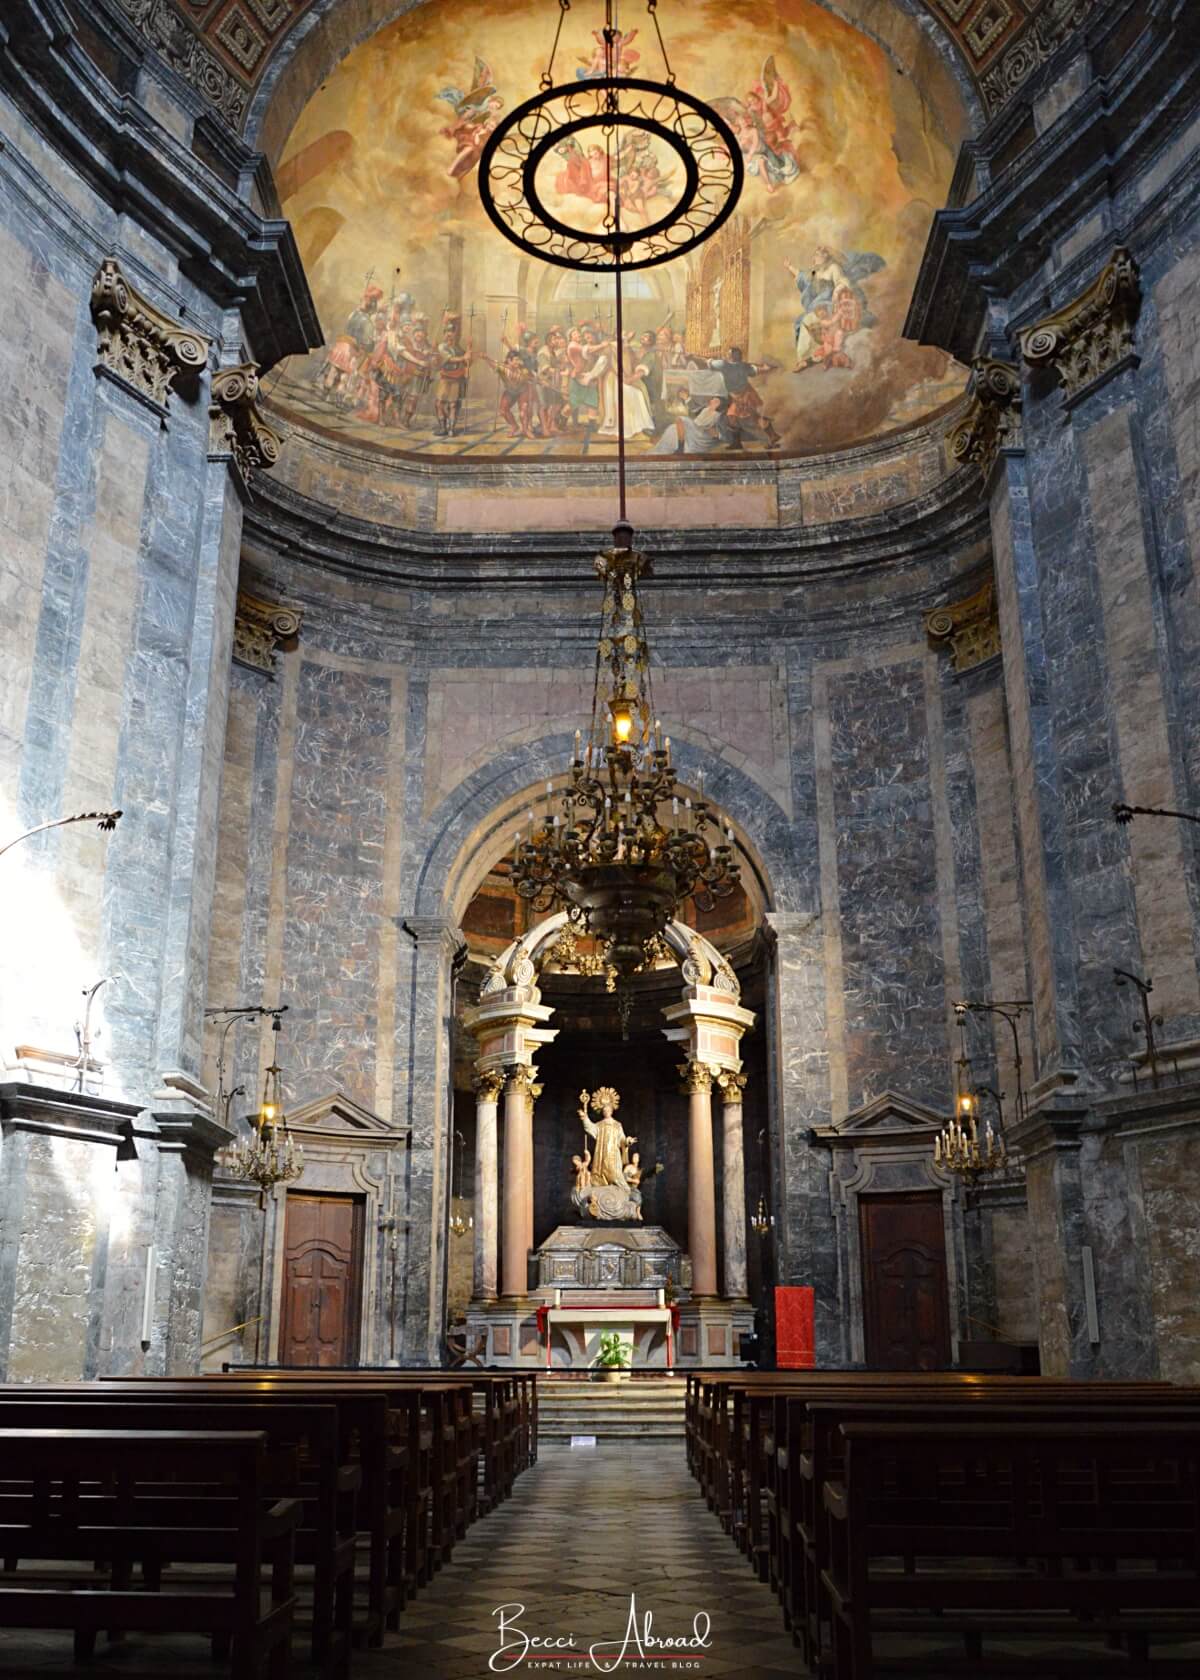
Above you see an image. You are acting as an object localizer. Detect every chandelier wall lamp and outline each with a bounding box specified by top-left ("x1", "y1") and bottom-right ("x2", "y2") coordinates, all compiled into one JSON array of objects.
[
  {"x1": 488, "y1": 2, "x2": 744, "y2": 1025},
  {"x1": 934, "y1": 1001, "x2": 1029, "y2": 1182},
  {"x1": 224, "y1": 1009, "x2": 304, "y2": 1209}
]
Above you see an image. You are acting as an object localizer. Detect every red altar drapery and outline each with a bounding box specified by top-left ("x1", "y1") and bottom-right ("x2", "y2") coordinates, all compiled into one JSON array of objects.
[{"x1": 775, "y1": 1286, "x2": 815, "y2": 1367}]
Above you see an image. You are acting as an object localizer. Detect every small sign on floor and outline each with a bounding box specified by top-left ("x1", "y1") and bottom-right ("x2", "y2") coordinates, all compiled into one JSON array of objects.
[{"x1": 570, "y1": 1434, "x2": 597, "y2": 1448}]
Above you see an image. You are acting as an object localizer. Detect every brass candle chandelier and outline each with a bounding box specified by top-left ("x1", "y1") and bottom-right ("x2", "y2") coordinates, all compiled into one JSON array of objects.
[
  {"x1": 225, "y1": 1012, "x2": 304, "y2": 1209},
  {"x1": 511, "y1": 522, "x2": 740, "y2": 996}
]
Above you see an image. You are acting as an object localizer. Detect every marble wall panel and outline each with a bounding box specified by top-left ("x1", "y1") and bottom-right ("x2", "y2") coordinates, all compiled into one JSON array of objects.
[
  {"x1": 826, "y1": 656, "x2": 950, "y2": 1112},
  {"x1": 6, "y1": 1133, "x2": 102, "y2": 1381},
  {"x1": 988, "y1": 1204, "x2": 1038, "y2": 1344},
  {"x1": 1139, "y1": 1130, "x2": 1200, "y2": 1383},
  {"x1": 281, "y1": 659, "x2": 392, "y2": 1110},
  {"x1": 1086, "y1": 404, "x2": 1200, "y2": 1029}
]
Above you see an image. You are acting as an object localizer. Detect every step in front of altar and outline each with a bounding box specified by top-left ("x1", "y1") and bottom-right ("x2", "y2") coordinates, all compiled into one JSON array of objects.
[{"x1": 538, "y1": 1376, "x2": 687, "y2": 1441}]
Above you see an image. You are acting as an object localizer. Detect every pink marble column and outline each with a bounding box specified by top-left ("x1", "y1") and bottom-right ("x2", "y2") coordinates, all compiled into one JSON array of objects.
[
  {"x1": 680, "y1": 1060, "x2": 718, "y2": 1298},
  {"x1": 501, "y1": 1065, "x2": 536, "y2": 1298},
  {"x1": 473, "y1": 1069, "x2": 504, "y2": 1301},
  {"x1": 717, "y1": 1071, "x2": 749, "y2": 1300}
]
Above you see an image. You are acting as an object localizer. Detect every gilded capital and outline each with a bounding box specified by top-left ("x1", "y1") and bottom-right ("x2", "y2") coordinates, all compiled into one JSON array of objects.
[
  {"x1": 716, "y1": 1070, "x2": 748, "y2": 1105},
  {"x1": 506, "y1": 1065, "x2": 540, "y2": 1098},
  {"x1": 90, "y1": 258, "x2": 211, "y2": 409},
  {"x1": 1020, "y1": 248, "x2": 1141, "y2": 402},
  {"x1": 924, "y1": 577, "x2": 1001, "y2": 673},
  {"x1": 474, "y1": 1069, "x2": 506, "y2": 1103},
  {"x1": 210, "y1": 363, "x2": 285, "y2": 482},
  {"x1": 678, "y1": 1060, "x2": 715, "y2": 1096},
  {"x1": 233, "y1": 591, "x2": 303, "y2": 675},
  {"x1": 947, "y1": 358, "x2": 1022, "y2": 487}
]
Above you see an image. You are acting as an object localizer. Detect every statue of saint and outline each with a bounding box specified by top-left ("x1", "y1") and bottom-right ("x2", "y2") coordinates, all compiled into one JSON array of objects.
[
  {"x1": 570, "y1": 1086, "x2": 644, "y2": 1222},
  {"x1": 578, "y1": 1087, "x2": 636, "y2": 1188}
]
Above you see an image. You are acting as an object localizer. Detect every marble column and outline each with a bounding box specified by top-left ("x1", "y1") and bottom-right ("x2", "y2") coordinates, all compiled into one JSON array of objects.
[
  {"x1": 473, "y1": 1069, "x2": 504, "y2": 1301},
  {"x1": 717, "y1": 1071, "x2": 749, "y2": 1301},
  {"x1": 680, "y1": 1060, "x2": 718, "y2": 1298},
  {"x1": 502, "y1": 1065, "x2": 537, "y2": 1298}
]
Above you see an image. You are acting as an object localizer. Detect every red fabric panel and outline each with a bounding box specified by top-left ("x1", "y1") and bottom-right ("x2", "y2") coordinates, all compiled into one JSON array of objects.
[{"x1": 775, "y1": 1286, "x2": 815, "y2": 1368}]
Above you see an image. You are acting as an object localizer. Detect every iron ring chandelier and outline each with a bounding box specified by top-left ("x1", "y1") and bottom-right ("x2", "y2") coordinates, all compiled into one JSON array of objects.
[{"x1": 478, "y1": 76, "x2": 744, "y2": 271}]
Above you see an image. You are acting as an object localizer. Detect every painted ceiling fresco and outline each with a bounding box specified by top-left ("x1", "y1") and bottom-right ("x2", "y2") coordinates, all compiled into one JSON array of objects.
[{"x1": 270, "y1": 0, "x2": 969, "y2": 462}]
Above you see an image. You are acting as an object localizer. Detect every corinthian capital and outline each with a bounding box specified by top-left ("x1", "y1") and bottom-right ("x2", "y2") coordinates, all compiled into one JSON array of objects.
[
  {"x1": 474, "y1": 1069, "x2": 506, "y2": 1103},
  {"x1": 716, "y1": 1069, "x2": 747, "y2": 1105},
  {"x1": 947, "y1": 358, "x2": 1022, "y2": 487},
  {"x1": 924, "y1": 577, "x2": 1000, "y2": 673},
  {"x1": 233, "y1": 591, "x2": 303, "y2": 676},
  {"x1": 210, "y1": 363, "x2": 285, "y2": 483},
  {"x1": 678, "y1": 1060, "x2": 715, "y2": 1096},
  {"x1": 90, "y1": 258, "x2": 211, "y2": 409},
  {"x1": 506, "y1": 1065, "x2": 540, "y2": 1098},
  {"x1": 1020, "y1": 248, "x2": 1141, "y2": 402}
]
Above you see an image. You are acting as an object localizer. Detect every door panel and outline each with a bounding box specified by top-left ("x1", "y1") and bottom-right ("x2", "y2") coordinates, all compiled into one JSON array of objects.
[
  {"x1": 859, "y1": 1191, "x2": 951, "y2": 1371},
  {"x1": 279, "y1": 1193, "x2": 364, "y2": 1368}
]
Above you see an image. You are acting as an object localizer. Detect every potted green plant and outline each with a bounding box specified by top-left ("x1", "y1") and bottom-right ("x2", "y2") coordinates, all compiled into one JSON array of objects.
[{"x1": 593, "y1": 1330, "x2": 631, "y2": 1383}]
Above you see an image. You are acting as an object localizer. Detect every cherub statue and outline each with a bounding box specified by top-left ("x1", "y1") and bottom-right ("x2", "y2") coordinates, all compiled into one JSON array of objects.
[
  {"x1": 572, "y1": 1148, "x2": 592, "y2": 1191},
  {"x1": 624, "y1": 1151, "x2": 643, "y2": 1190}
]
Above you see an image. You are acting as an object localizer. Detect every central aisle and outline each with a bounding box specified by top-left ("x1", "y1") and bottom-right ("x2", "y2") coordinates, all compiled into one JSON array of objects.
[{"x1": 379, "y1": 1442, "x2": 799, "y2": 1678}]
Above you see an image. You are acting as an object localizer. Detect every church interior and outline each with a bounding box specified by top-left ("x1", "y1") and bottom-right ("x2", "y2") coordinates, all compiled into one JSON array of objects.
[{"x1": 2, "y1": 0, "x2": 1200, "y2": 1674}]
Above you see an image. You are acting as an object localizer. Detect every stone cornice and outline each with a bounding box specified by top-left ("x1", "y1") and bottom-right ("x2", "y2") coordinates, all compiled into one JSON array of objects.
[
  {"x1": 906, "y1": 0, "x2": 1200, "y2": 361},
  {"x1": 241, "y1": 459, "x2": 991, "y2": 592},
  {"x1": 0, "y1": 0, "x2": 320, "y2": 367}
]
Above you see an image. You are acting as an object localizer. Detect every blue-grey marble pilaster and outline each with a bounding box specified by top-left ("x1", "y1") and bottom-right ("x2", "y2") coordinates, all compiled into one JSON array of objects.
[
  {"x1": 762, "y1": 910, "x2": 838, "y2": 1362},
  {"x1": 143, "y1": 1104, "x2": 228, "y2": 1374},
  {"x1": 97, "y1": 363, "x2": 222, "y2": 1107},
  {"x1": 990, "y1": 452, "x2": 1088, "y2": 1092},
  {"x1": 153, "y1": 459, "x2": 243, "y2": 1089},
  {"x1": 1007, "y1": 1099, "x2": 1098, "y2": 1377},
  {"x1": 396, "y1": 915, "x2": 465, "y2": 1365}
]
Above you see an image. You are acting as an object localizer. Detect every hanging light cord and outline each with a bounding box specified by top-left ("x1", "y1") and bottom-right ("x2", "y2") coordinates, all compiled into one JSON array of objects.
[{"x1": 603, "y1": 0, "x2": 628, "y2": 524}]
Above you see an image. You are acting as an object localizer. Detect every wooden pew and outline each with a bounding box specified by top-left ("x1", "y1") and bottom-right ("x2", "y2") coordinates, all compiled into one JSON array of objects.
[
  {"x1": 824, "y1": 1419, "x2": 1200, "y2": 1679},
  {"x1": 0, "y1": 1427, "x2": 298, "y2": 1680},
  {"x1": 0, "y1": 1393, "x2": 355, "y2": 1676},
  {"x1": 798, "y1": 1390, "x2": 1200, "y2": 1669},
  {"x1": 207, "y1": 1372, "x2": 476, "y2": 1575},
  {"x1": 91, "y1": 1379, "x2": 402, "y2": 1645}
]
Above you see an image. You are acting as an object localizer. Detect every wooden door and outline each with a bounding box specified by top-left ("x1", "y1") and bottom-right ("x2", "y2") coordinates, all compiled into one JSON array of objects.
[
  {"x1": 279, "y1": 1193, "x2": 365, "y2": 1368},
  {"x1": 859, "y1": 1191, "x2": 951, "y2": 1371}
]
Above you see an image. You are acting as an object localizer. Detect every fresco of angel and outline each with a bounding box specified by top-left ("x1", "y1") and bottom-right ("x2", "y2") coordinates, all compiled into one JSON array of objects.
[
  {"x1": 713, "y1": 57, "x2": 803, "y2": 194},
  {"x1": 785, "y1": 244, "x2": 886, "y2": 371},
  {"x1": 436, "y1": 57, "x2": 504, "y2": 179},
  {"x1": 575, "y1": 26, "x2": 640, "y2": 80}
]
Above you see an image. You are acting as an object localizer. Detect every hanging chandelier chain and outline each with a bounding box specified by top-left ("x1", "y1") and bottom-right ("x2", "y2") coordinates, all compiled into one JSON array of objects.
[
  {"x1": 646, "y1": 0, "x2": 675, "y2": 86},
  {"x1": 540, "y1": 0, "x2": 572, "y2": 91}
]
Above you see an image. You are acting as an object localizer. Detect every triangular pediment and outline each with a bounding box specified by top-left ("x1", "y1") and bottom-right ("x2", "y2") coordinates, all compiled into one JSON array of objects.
[
  {"x1": 834, "y1": 1090, "x2": 948, "y2": 1135},
  {"x1": 286, "y1": 1090, "x2": 405, "y2": 1137}
]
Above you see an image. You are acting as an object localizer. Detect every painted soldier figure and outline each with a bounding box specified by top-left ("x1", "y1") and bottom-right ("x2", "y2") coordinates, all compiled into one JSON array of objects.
[{"x1": 435, "y1": 312, "x2": 471, "y2": 437}]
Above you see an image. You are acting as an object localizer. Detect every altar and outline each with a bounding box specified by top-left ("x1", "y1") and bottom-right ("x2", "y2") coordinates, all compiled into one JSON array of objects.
[
  {"x1": 464, "y1": 1223, "x2": 753, "y2": 1368},
  {"x1": 539, "y1": 1287, "x2": 676, "y2": 1369}
]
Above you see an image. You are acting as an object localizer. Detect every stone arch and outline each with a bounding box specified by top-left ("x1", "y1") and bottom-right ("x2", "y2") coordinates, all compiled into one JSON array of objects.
[{"x1": 407, "y1": 728, "x2": 806, "y2": 923}]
